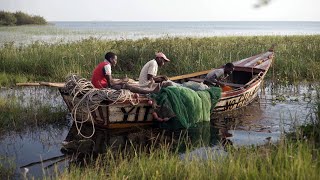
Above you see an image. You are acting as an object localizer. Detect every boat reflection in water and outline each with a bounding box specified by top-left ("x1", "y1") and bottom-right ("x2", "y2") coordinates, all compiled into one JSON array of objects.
[{"x1": 61, "y1": 120, "x2": 233, "y2": 165}]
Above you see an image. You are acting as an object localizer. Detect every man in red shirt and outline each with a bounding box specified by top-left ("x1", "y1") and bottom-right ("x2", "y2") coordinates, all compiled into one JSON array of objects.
[
  {"x1": 91, "y1": 51, "x2": 161, "y2": 94},
  {"x1": 91, "y1": 52, "x2": 128, "y2": 89}
]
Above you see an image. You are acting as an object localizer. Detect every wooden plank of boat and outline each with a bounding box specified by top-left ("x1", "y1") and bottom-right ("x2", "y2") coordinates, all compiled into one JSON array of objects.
[
  {"x1": 169, "y1": 69, "x2": 211, "y2": 81},
  {"x1": 59, "y1": 48, "x2": 274, "y2": 129}
]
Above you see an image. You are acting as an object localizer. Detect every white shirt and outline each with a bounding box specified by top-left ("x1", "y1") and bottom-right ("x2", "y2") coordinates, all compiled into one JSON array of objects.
[
  {"x1": 139, "y1": 59, "x2": 158, "y2": 86},
  {"x1": 205, "y1": 68, "x2": 224, "y2": 83},
  {"x1": 103, "y1": 60, "x2": 112, "y2": 75}
]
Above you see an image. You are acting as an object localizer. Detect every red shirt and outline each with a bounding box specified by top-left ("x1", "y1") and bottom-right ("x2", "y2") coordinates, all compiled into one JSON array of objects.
[{"x1": 91, "y1": 61, "x2": 110, "y2": 88}]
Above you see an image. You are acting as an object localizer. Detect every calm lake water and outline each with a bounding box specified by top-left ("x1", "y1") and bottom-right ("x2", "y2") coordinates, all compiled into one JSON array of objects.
[
  {"x1": 0, "y1": 21, "x2": 320, "y2": 45},
  {"x1": 0, "y1": 83, "x2": 318, "y2": 179}
]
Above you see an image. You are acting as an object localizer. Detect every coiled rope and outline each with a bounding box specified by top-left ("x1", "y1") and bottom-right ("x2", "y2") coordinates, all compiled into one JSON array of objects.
[{"x1": 62, "y1": 75, "x2": 140, "y2": 138}]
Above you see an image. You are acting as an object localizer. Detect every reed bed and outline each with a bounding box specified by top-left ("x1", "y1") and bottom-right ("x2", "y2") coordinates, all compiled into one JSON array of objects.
[
  {"x1": 0, "y1": 97, "x2": 67, "y2": 132},
  {"x1": 292, "y1": 85, "x2": 320, "y2": 144},
  {"x1": 0, "y1": 35, "x2": 319, "y2": 86},
  {"x1": 0, "y1": 155, "x2": 15, "y2": 179},
  {"x1": 54, "y1": 139, "x2": 320, "y2": 180}
]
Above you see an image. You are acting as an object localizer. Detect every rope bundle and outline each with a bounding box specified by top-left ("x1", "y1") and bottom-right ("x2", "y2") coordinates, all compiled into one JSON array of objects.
[{"x1": 62, "y1": 75, "x2": 140, "y2": 138}]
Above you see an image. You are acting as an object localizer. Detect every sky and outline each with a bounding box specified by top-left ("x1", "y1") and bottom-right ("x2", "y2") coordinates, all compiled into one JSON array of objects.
[{"x1": 0, "y1": 0, "x2": 319, "y2": 21}]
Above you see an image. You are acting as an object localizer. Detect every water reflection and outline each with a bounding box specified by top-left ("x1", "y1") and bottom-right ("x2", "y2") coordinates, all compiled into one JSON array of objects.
[
  {"x1": 60, "y1": 110, "x2": 281, "y2": 166},
  {"x1": 61, "y1": 121, "x2": 232, "y2": 165},
  {"x1": 0, "y1": 125, "x2": 69, "y2": 179},
  {"x1": 0, "y1": 86, "x2": 65, "y2": 108}
]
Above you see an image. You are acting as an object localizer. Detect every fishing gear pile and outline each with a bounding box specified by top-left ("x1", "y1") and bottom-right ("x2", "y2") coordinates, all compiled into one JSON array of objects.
[
  {"x1": 152, "y1": 86, "x2": 221, "y2": 128},
  {"x1": 61, "y1": 74, "x2": 139, "y2": 138}
]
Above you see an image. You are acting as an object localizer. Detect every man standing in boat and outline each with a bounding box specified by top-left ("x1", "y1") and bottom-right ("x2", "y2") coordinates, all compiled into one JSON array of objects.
[
  {"x1": 91, "y1": 52, "x2": 128, "y2": 89},
  {"x1": 204, "y1": 63, "x2": 235, "y2": 89}
]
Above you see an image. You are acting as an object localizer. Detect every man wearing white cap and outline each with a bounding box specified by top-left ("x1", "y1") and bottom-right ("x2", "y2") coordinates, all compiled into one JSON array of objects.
[{"x1": 138, "y1": 52, "x2": 170, "y2": 87}]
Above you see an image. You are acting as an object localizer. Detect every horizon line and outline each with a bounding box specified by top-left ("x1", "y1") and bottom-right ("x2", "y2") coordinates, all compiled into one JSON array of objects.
[{"x1": 48, "y1": 20, "x2": 320, "y2": 22}]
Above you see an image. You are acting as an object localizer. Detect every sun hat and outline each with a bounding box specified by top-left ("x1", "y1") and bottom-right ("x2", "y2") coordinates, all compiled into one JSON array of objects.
[{"x1": 155, "y1": 52, "x2": 170, "y2": 62}]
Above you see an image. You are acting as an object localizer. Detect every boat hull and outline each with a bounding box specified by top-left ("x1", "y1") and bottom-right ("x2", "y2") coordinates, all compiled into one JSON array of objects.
[
  {"x1": 60, "y1": 92, "x2": 154, "y2": 128},
  {"x1": 214, "y1": 79, "x2": 261, "y2": 112}
]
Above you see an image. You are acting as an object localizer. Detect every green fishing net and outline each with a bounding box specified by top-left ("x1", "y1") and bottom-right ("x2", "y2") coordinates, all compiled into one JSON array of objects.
[{"x1": 152, "y1": 86, "x2": 221, "y2": 128}]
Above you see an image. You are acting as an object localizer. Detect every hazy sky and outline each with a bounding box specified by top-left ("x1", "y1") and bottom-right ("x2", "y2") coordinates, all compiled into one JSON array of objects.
[{"x1": 0, "y1": 0, "x2": 319, "y2": 21}]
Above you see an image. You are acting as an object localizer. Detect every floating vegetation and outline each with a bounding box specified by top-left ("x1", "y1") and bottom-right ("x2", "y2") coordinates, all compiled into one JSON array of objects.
[{"x1": 275, "y1": 94, "x2": 287, "y2": 102}]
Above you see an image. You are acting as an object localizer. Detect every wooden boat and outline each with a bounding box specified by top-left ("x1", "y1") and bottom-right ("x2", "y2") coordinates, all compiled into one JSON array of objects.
[{"x1": 59, "y1": 47, "x2": 274, "y2": 129}]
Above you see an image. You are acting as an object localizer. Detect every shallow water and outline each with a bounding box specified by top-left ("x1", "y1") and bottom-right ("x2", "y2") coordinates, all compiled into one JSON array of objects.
[
  {"x1": 0, "y1": 83, "x2": 318, "y2": 179},
  {"x1": 1, "y1": 21, "x2": 320, "y2": 45},
  {"x1": 0, "y1": 126, "x2": 69, "y2": 179},
  {"x1": 0, "y1": 86, "x2": 65, "y2": 108}
]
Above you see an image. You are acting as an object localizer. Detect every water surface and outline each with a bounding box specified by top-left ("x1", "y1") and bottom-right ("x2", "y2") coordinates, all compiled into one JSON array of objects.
[
  {"x1": 1, "y1": 21, "x2": 319, "y2": 45},
  {"x1": 0, "y1": 83, "x2": 318, "y2": 178}
]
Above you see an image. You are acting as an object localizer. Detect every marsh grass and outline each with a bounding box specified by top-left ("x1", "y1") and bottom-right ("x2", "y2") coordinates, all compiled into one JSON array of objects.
[
  {"x1": 0, "y1": 72, "x2": 33, "y2": 86},
  {"x1": 54, "y1": 138, "x2": 320, "y2": 180},
  {"x1": 1, "y1": 35, "x2": 319, "y2": 86},
  {"x1": 0, "y1": 97, "x2": 67, "y2": 132},
  {"x1": 0, "y1": 155, "x2": 15, "y2": 179},
  {"x1": 289, "y1": 86, "x2": 320, "y2": 145}
]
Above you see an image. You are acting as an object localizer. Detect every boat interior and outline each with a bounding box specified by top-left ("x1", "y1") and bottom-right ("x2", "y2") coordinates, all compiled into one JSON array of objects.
[{"x1": 170, "y1": 67, "x2": 265, "y2": 91}]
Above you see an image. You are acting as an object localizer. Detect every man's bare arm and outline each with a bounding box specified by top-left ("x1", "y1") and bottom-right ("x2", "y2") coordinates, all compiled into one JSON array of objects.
[
  {"x1": 147, "y1": 74, "x2": 168, "y2": 82},
  {"x1": 106, "y1": 75, "x2": 128, "y2": 88}
]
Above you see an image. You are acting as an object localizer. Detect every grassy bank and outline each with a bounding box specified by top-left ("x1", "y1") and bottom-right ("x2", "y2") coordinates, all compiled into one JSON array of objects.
[
  {"x1": 54, "y1": 139, "x2": 319, "y2": 180},
  {"x1": 0, "y1": 35, "x2": 319, "y2": 86},
  {"x1": 56, "y1": 125, "x2": 320, "y2": 179}
]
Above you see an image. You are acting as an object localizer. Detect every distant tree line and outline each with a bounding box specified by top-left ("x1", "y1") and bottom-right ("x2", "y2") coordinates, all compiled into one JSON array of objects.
[
  {"x1": 0, "y1": 11, "x2": 47, "y2": 26},
  {"x1": 254, "y1": 0, "x2": 272, "y2": 8}
]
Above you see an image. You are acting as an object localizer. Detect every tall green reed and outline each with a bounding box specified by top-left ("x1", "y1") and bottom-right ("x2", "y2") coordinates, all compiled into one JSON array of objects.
[
  {"x1": 0, "y1": 96, "x2": 67, "y2": 132},
  {"x1": 292, "y1": 85, "x2": 320, "y2": 144},
  {"x1": 0, "y1": 156, "x2": 15, "y2": 179},
  {"x1": 55, "y1": 138, "x2": 319, "y2": 180},
  {"x1": 1, "y1": 35, "x2": 319, "y2": 86}
]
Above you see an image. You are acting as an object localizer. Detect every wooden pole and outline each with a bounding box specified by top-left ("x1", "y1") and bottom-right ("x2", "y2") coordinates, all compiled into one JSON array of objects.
[
  {"x1": 15, "y1": 83, "x2": 42, "y2": 86},
  {"x1": 20, "y1": 155, "x2": 66, "y2": 168},
  {"x1": 39, "y1": 82, "x2": 65, "y2": 87},
  {"x1": 16, "y1": 82, "x2": 65, "y2": 88}
]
